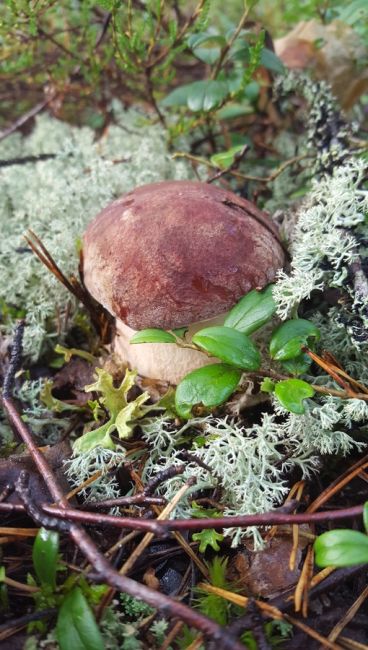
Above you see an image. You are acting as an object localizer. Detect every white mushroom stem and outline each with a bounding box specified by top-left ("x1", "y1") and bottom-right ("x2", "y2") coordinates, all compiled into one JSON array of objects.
[{"x1": 113, "y1": 314, "x2": 227, "y2": 385}]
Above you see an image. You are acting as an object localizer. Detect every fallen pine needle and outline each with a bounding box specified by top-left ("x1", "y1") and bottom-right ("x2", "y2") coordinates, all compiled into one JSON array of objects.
[{"x1": 197, "y1": 583, "x2": 344, "y2": 649}]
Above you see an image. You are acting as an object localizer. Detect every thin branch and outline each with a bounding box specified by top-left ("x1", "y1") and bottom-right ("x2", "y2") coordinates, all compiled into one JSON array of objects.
[
  {"x1": 0, "y1": 97, "x2": 55, "y2": 142},
  {"x1": 0, "y1": 609, "x2": 57, "y2": 637},
  {"x1": 211, "y1": 4, "x2": 251, "y2": 79},
  {"x1": 0, "y1": 498, "x2": 366, "y2": 532},
  {"x1": 173, "y1": 151, "x2": 309, "y2": 184},
  {"x1": 146, "y1": 0, "x2": 206, "y2": 70},
  {"x1": 80, "y1": 494, "x2": 167, "y2": 509},
  {"x1": 143, "y1": 464, "x2": 186, "y2": 495},
  {"x1": 207, "y1": 145, "x2": 250, "y2": 184},
  {"x1": 41, "y1": 503, "x2": 164, "y2": 533},
  {"x1": 199, "y1": 584, "x2": 343, "y2": 650},
  {"x1": 119, "y1": 477, "x2": 197, "y2": 576},
  {"x1": 0, "y1": 153, "x2": 57, "y2": 168}
]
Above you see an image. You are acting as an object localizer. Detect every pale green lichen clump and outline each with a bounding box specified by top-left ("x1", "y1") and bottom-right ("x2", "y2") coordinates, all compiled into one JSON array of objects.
[
  {"x1": 0, "y1": 101, "x2": 191, "y2": 358},
  {"x1": 140, "y1": 403, "x2": 363, "y2": 548},
  {"x1": 273, "y1": 158, "x2": 368, "y2": 347}
]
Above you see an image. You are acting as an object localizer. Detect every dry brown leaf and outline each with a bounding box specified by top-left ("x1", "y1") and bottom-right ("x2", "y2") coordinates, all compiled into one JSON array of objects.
[{"x1": 275, "y1": 20, "x2": 368, "y2": 109}]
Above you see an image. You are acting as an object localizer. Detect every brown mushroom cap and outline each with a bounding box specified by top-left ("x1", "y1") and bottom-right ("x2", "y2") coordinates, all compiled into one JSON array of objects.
[{"x1": 83, "y1": 180, "x2": 285, "y2": 330}]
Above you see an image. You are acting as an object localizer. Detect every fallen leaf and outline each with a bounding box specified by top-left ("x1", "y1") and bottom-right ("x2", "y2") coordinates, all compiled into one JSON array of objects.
[
  {"x1": 275, "y1": 20, "x2": 368, "y2": 109},
  {"x1": 228, "y1": 526, "x2": 311, "y2": 598}
]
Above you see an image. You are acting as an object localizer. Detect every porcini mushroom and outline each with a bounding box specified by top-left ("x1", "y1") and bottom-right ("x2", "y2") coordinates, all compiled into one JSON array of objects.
[{"x1": 83, "y1": 180, "x2": 285, "y2": 384}]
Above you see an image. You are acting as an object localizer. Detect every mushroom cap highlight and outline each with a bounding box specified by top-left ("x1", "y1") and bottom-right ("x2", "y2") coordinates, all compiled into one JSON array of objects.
[{"x1": 82, "y1": 180, "x2": 285, "y2": 331}]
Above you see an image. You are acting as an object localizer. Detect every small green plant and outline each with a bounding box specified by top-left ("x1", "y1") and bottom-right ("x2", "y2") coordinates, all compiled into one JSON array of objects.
[
  {"x1": 73, "y1": 368, "x2": 151, "y2": 454},
  {"x1": 32, "y1": 527, "x2": 60, "y2": 593},
  {"x1": 131, "y1": 284, "x2": 321, "y2": 419},
  {"x1": 314, "y1": 502, "x2": 368, "y2": 568},
  {"x1": 162, "y1": 12, "x2": 284, "y2": 122},
  {"x1": 191, "y1": 501, "x2": 224, "y2": 553},
  {"x1": 29, "y1": 527, "x2": 106, "y2": 646},
  {"x1": 56, "y1": 587, "x2": 104, "y2": 650}
]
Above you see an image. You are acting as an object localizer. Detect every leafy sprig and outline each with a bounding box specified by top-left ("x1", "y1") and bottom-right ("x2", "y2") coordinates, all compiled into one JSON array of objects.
[{"x1": 131, "y1": 284, "x2": 320, "y2": 419}]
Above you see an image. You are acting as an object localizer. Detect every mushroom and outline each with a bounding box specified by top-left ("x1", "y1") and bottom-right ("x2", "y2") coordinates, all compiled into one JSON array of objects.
[{"x1": 82, "y1": 180, "x2": 285, "y2": 384}]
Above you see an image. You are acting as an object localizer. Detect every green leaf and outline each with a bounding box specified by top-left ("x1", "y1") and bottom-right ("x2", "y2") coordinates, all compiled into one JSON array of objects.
[
  {"x1": 193, "y1": 529, "x2": 224, "y2": 553},
  {"x1": 56, "y1": 587, "x2": 104, "y2": 650},
  {"x1": 260, "y1": 377, "x2": 275, "y2": 393},
  {"x1": 270, "y1": 319, "x2": 320, "y2": 361},
  {"x1": 187, "y1": 33, "x2": 224, "y2": 64},
  {"x1": 32, "y1": 528, "x2": 59, "y2": 590},
  {"x1": 192, "y1": 45, "x2": 221, "y2": 65},
  {"x1": 175, "y1": 363, "x2": 241, "y2": 419},
  {"x1": 243, "y1": 80, "x2": 260, "y2": 102},
  {"x1": 187, "y1": 33, "x2": 226, "y2": 49},
  {"x1": 162, "y1": 80, "x2": 229, "y2": 112},
  {"x1": 188, "y1": 80, "x2": 229, "y2": 112},
  {"x1": 280, "y1": 353, "x2": 312, "y2": 376},
  {"x1": 210, "y1": 144, "x2": 246, "y2": 169},
  {"x1": 224, "y1": 285, "x2": 276, "y2": 334},
  {"x1": 274, "y1": 379, "x2": 314, "y2": 414},
  {"x1": 314, "y1": 530, "x2": 368, "y2": 568},
  {"x1": 260, "y1": 48, "x2": 285, "y2": 74},
  {"x1": 216, "y1": 102, "x2": 254, "y2": 120},
  {"x1": 162, "y1": 83, "x2": 193, "y2": 107},
  {"x1": 130, "y1": 329, "x2": 176, "y2": 344},
  {"x1": 364, "y1": 503, "x2": 368, "y2": 534},
  {"x1": 192, "y1": 326, "x2": 261, "y2": 370}
]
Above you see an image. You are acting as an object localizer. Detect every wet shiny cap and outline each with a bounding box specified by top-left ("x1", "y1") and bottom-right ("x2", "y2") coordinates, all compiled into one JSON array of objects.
[{"x1": 83, "y1": 180, "x2": 285, "y2": 330}]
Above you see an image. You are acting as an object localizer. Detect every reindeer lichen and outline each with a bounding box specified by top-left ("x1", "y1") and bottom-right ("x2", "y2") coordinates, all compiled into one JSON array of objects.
[
  {"x1": 273, "y1": 158, "x2": 368, "y2": 348},
  {"x1": 140, "y1": 405, "x2": 363, "y2": 547}
]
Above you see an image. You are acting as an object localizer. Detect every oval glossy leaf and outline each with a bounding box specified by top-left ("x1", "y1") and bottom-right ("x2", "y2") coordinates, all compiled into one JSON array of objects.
[
  {"x1": 175, "y1": 363, "x2": 241, "y2": 419},
  {"x1": 192, "y1": 46, "x2": 221, "y2": 65},
  {"x1": 56, "y1": 587, "x2": 104, "y2": 650},
  {"x1": 260, "y1": 48, "x2": 285, "y2": 74},
  {"x1": 280, "y1": 353, "x2": 312, "y2": 376},
  {"x1": 32, "y1": 527, "x2": 59, "y2": 589},
  {"x1": 314, "y1": 529, "x2": 368, "y2": 567},
  {"x1": 188, "y1": 80, "x2": 229, "y2": 112},
  {"x1": 130, "y1": 329, "x2": 176, "y2": 344},
  {"x1": 192, "y1": 326, "x2": 261, "y2": 370},
  {"x1": 217, "y1": 102, "x2": 254, "y2": 120},
  {"x1": 162, "y1": 82, "x2": 194, "y2": 107},
  {"x1": 270, "y1": 319, "x2": 320, "y2": 361},
  {"x1": 181, "y1": 28, "x2": 222, "y2": 64},
  {"x1": 274, "y1": 379, "x2": 314, "y2": 414},
  {"x1": 162, "y1": 80, "x2": 229, "y2": 112},
  {"x1": 187, "y1": 33, "x2": 226, "y2": 50},
  {"x1": 184, "y1": 79, "x2": 229, "y2": 112},
  {"x1": 224, "y1": 285, "x2": 276, "y2": 334}
]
